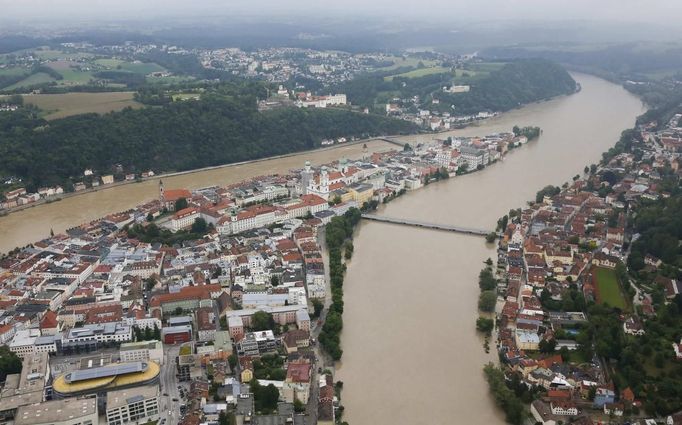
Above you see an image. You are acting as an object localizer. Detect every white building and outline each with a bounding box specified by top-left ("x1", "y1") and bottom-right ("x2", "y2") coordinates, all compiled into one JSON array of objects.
[
  {"x1": 119, "y1": 340, "x2": 164, "y2": 365},
  {"x1": 170, "y1": 207, "x2": 200, "y2": 231},
  {"x1": 106, "y1": 385, "x2": 160, "y2": 425},
  {"x1": 459, "y1": 146, "x2": 490, "y2": 170}
]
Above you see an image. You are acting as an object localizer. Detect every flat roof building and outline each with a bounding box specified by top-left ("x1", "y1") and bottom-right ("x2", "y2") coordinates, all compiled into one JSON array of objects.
[
  {"x1": 14, "y1": 395, "x2": 98, "y2": 425},
  {"x1": 106, "y1": 384, "x2": 160, "y2": 425},
  {"x1": 0, "y1": 352, "x2": 50, "y2": 420},
  {"x1": 119, "y1": 340, "x2": 164, "y2": 365}
]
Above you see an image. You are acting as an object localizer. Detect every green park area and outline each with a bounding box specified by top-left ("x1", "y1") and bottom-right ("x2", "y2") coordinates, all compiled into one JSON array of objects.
[{"x1": 595, "y1": 267, "x2": 627, "y2": 310}]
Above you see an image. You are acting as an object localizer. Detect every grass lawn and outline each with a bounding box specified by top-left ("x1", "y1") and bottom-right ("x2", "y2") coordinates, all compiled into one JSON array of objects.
[
  {"x1": 4, "y1": 72, "x2": 56, "y2": 90},
  {"x1": 120, "y1": 62, "x2": 165, "y2": 74},
  {"x1": 595, "y1": 267, "x2": 627, "y2": 310},
  {"x1": 32, "y1": 48, "x2": 93, "y2": 61},
  {"x1": 46, "y1": 62, "x2": 95, "y2": 85},
  {"x1": 385, "y1": 66, "x2": 450, "y2": 81},
  {"x1": 146, "y1": 75, "x2": 194, "y2": 84},
  {"x1": 562, "y1": 350, "x2": 588, "y2": 364},
  {"x1": 172, "y1": 93, "x2": 201, "y2": 101},
  {"x1": 377, "y1": 56, "x2": 438, "y2": 72},
  {"x1": 94, "y1": 58, "x2": 125, "y2": 68},
  {"x1": 0, "y1": 66, "x2": 30, "y2": 77},
  {"x1": 56, "y1": 69, "x2": 95, "y2": 85},
  {"x1": 18, "y1": 92, "x2": 142, "y2": 120}
]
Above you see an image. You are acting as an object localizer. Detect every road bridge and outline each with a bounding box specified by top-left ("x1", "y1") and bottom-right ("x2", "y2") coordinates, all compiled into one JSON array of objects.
[{"x1": 361, "y1": 214, "x2": 497, "y2": 237}]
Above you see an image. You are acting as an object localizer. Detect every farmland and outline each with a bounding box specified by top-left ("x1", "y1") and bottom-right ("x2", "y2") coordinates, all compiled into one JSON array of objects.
[
  {"x1": 0, "y1": 47, "x2": 170, "y2": 91},
  {"x1": 384, "y1": 66, "x2": 451, "y2": 81},
  {"x1": 594, "y1": 267, "x2": 627, "y2": 310},
  {"x1": 377, "y1": 56, "x2": 438, "y2": 72},
  {"x1": 5, "y1": 72, "x2": 56, "y2": 90},
  {"x1": 16, "y1": 92, "x2": 142, "y2": 120}
]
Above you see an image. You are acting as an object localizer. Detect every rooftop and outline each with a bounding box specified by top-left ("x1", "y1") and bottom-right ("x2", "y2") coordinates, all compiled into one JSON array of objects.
[
  {"x1": 15, "y1": 396, "x2": 97, "y2": 425},
  {"x1": 106, "y1": 384, "x2": 159, "y2": 410}
]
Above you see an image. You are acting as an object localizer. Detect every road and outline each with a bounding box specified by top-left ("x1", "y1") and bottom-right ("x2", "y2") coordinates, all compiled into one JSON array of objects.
[{"x1": 160, "y1": 345, "x2": 184, "y2": 425}]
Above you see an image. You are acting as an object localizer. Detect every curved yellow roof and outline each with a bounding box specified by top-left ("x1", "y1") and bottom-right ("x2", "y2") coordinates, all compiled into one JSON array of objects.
[{"x1": 53, "y1": 361, "x2": 160, "y2": 395}]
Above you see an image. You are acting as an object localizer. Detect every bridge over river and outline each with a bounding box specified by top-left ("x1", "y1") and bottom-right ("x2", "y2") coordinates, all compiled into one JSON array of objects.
[{"x1": 361, "y1": 214, "x2": 497, "y2": 237}]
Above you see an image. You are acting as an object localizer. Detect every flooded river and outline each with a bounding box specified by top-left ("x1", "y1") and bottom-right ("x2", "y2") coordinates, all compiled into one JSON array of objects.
[{"x1": 336, "y1": 73, "x2": 645, "y2": 424}]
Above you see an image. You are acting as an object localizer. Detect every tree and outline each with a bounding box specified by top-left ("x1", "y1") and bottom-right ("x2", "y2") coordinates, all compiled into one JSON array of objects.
[
  {"x1": 227, "y1": 354, "x2": 237, "y2": 369},
  {"x1": 174, "y1": 307, "x2": 184, "y2": 316},
  {"x1": 0, "y1": 346, "x2": 22, "y2": 382},
  {"x1": 311, "y1": 298, "x2": 324, "y2": 318},
  {"x1": 270, "y1": 275, "x2": 280, "y2": 286},
  {"x1": 250, "y1": 380, "x2": 280, "y2": 413},
  {"x1": 174, "y1": 197, "x2": 189, "y2": 211},
  {"x1": 403, "y1": 143, "x2": 412, "y2": 152},
  {"x1": 485, "y1": 232, "x2": 497, "y2": 243},
  {"x1": 191, "y1": 217, "x2": 208, "y2": 234},
  {"x1": 479, "y1": 267, "x2": 497, "y2": 291},
  {"x1": 476, "y1": 317, "x2": 494, "y2": 335},
  {"x1": 293, "y1": 398, "x2": 306, "y2": 413},
  {"x1": 478, "y1": 291, "x2": 497, "y2": 312},
  {"x1": 584, "y1": 165, "x2": 589, "y2": 174},
  {"x1": 251, "y1": 311, "x2": 274, "y2": 331},
  {"x1": 144, "y1": 277, "x2": 156, "y2": 291},
  {"x1": 539, "y1": 338, "x2": 557, "y2": 354},
  {"x1": 483, "y1": 363, "x2": 525, "y2": 425}
]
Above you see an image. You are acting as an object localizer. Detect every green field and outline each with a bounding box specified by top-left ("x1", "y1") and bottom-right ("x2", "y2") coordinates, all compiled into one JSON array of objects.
[
  {"x1": 9, "y1": 92, "x2": 142, "y2": 120},
  {"x1": 385, "y1": 66, "x2": 451, "y2": 81},
  {"x1": 94, "y1": 58, "x2": 125, "y2": 67},
  {"x1": 119, "y1": 62, "x2": 165, "y2": 74},
  {"x1": 172, "y1": 93, "x2": 201, "y2": 101},
  {"x1": 595, "y1": 267, "x2": 627, "y2": 309},
  {"x1": 146, "y1": 75, "x2": 194, "y2": 84},
  {"x1": 377, "y1": 56, "x2": 438, "y2": 71},
  {"x1": 47, "y1": 62, "x2": 95, "y2": 85},
  {"x1": 94, "y1": 59, "x2": 164, "y2": 75},
  {"x1": 5, "y1": 72, "x2": 56, "y2": 90},
  {"x1": 31, "y1": 48, "x2": 93, "y2": 61},
  {"x1": 0, "y1": 66, "x2": 30, "y2": 76}
]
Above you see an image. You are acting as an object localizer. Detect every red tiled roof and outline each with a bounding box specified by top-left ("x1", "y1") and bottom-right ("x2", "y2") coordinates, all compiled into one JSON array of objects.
[{"x1": 40, "y1": 310, "x2": 58, "y2": 329}]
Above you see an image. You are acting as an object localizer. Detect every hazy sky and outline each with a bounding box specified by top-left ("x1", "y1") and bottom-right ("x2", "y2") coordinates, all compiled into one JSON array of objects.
[{"x1": 2, "y1": 0, "x2": 682, "y2": 25}]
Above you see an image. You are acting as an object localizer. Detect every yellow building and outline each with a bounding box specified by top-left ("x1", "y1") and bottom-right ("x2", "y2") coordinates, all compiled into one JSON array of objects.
[
  {"x1": 349, "y1": 183, "x2": 374, "y2": 206},
  {"x1": 241, "y1": 368, "x2": 253, "y2": 383}
]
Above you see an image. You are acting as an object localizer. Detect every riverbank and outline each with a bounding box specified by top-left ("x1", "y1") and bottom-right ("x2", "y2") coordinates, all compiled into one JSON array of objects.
[
  {"x1": 0, "y1": 136, "x2": 406, "y2": 218},
  {"x1": 0, "y1": 138, "x2": 400, "y2": 253}
]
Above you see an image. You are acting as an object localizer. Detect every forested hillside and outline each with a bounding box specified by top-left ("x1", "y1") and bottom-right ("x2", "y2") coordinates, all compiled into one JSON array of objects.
[
  {"x1": 434, "y1": 59, "x2": 577, "y2": 114},
  {"x1": 334, "y1": 59, "x2": 577, "y2": 115},
  {"x1": 0, "y1": 95, "x2": 416, "y2": 192}
]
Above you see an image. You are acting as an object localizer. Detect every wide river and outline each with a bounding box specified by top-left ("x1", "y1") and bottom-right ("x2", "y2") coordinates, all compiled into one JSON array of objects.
[
  {"x1": 0, "y1": 73, "x2": 643, "y2": 422},
  {"x1": 336, "y1": 73, "x2": 644, "y2": 425}
]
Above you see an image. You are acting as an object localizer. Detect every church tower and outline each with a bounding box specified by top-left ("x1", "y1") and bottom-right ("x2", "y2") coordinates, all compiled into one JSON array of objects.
[{"x1": 301, "y1": 161, "x2": 312, "y2": 195}]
